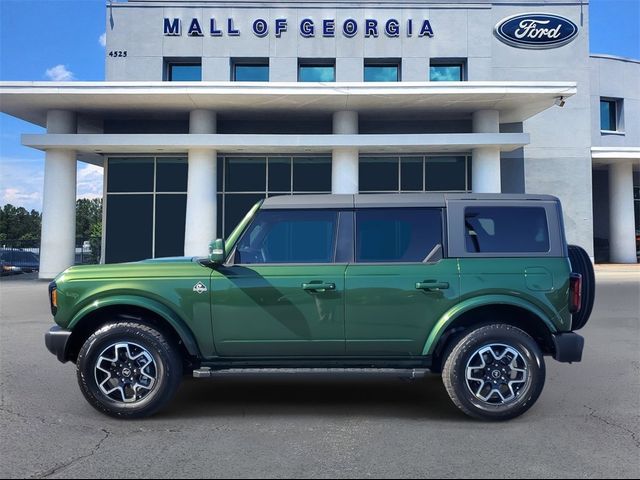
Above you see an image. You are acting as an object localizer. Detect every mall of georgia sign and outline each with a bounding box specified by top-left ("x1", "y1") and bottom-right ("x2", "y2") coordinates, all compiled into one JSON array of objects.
[{"x1": 494, "y1": 13, "x2": 579, "y2": 49}]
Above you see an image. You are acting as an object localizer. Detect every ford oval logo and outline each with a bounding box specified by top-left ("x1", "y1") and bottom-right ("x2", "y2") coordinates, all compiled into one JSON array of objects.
[{"x1": 494, "y1": 13, "x2": 579, "y2": 49}]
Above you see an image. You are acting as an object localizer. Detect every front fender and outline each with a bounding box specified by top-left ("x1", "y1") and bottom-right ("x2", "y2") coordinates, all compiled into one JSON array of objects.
[
  {"x1": 421, "y1": 294, "x2": 558, "y2": 356},
  {"x1": 68, "y1": 295, "x2": 200, "y2": 356}
]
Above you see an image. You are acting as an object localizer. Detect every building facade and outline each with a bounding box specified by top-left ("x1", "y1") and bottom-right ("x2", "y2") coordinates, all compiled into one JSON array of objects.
[{"x1": 0, "y1": 0, "x2": 638, "y2": 278}]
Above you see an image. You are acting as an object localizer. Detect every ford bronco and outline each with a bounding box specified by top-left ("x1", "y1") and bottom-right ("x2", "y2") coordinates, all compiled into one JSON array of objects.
[{"x1": 45, "y1": 193, "x2": 594, "y2": 420}]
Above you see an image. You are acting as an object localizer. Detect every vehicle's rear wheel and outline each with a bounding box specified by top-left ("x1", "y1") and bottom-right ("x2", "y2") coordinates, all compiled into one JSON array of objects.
[
  {"x1": 568, "y1": 244, "x2": 595, "y2": 330},
  {"x1": 77, "y1": 322, "x2": 182, "y2": 419},
  {"x1": 442, "y1": 324, "x2": 545, "y2": 421}
]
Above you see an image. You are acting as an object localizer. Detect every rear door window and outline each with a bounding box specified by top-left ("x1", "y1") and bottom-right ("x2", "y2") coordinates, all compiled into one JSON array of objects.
[
  {"x1": 464, "y1": 206, "x2": 550, "y2": 253},
  {"x1": 355, "y1": 208, "x2": 443, "y2": 263}
]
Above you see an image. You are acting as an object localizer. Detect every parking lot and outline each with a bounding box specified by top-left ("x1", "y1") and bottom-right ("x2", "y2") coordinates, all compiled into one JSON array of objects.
[{"x1": 1, "y1": 269, "x2": 638, "y2": 479}]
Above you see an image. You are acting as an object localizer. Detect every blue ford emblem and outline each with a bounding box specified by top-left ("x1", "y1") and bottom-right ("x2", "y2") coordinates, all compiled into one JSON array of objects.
[{"x1": 494, "y1": 13, "x2": 579, "y2": 49}]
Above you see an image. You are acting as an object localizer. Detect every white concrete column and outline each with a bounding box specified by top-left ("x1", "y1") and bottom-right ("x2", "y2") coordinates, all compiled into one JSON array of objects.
[
  {"x1": 39, "y1": 110, "x2": 77, "y2": 279},
  {"x1": 609, "y1": 161, "x2": 637, "y2": 263},
  {"x1": 184, "y1": 110, "x2": 217, "y2": 256},
  {"x1": 472, "y1": 110, "x2": 501, "y2": 193},
  {"x1": 332, "y1": 111, "x2": 359, "y2": 194}
]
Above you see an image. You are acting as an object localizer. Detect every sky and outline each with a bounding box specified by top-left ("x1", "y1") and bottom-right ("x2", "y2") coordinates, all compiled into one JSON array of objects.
[{"x1": 0, "y1": 0, "x2": 639, "y2": 212}]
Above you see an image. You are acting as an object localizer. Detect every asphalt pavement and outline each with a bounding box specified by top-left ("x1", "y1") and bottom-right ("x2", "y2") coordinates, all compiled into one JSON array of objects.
[{"x1": 1, "y1": 270, "x2": 638, "y2": 478}]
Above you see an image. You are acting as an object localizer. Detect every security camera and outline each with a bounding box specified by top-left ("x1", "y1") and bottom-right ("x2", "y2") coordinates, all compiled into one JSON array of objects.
[{"x1": 554, "y1": 96, "x2": 566, "y2": 107}]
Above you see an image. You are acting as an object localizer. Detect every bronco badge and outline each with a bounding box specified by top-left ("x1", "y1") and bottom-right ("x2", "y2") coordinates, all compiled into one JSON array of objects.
[{"x1": 193, "y1": 282, "x2": 208, "y2": 294}]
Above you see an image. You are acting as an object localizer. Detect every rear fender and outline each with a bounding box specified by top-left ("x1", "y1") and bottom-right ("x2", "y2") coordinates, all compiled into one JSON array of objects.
[{"x1": 422, "y1": 294, "x2": 558, "y2": 356}]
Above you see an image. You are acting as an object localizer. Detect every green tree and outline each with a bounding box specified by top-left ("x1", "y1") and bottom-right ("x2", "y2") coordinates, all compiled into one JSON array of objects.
[
  {"x1": 0, "y1": 204, "x2": 41, "y2": 243},
  {"x1": 76, "y1": 198, "x2": 103, "y2": 241}
]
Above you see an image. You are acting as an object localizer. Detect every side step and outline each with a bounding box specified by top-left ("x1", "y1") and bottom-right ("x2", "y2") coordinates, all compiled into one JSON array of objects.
[{"x1": 193, "y1": 367, "x2": 429, "y2": 379}]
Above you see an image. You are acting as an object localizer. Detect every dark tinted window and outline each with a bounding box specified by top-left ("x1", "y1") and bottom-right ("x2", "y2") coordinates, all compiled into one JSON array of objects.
[
  {"x1": 425, "y1": 157, "x2": 467, "y2": 191},
  {"x1": 401, "y1": 157, "x2": 423, "y2": 191},
  {"x1": 226, "y1": 157, "x2": 266, "y2": 192},
  {"x1": 464, "y1": 207, "x2": 550, "y2": 253},
  {"x1": 106, "y1": 195, "x2": 153, "y2": 263},
  {"x1": 155, "y1": 195, "x2": 187, "y2": 257},
  {"x1": 360, "y1": 157, "x2": 398, "y2": 191},
  {"x1": 356, "y1": 208, "x2": 443, "y2": 263},
  {"x1": 107, "y1": 158, "x2": 154, "y2": 193},
  {"x1": 236, "y1": 210, "x2": 337, "y2": 264},
  {"x1": 293, "y1": 157, "x2": 331, "y2": 192},
  {"x1": 268, "y1": 157, "x2": 292, "y2": 192},
  {"x1": 224, "y1": 194, "x2": 265, "y2": 236},
  {"x1": 156, "y1": 158, "x2": 187, "y2": 192}
]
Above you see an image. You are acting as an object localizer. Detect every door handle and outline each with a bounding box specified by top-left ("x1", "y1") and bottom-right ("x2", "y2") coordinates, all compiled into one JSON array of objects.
[
  {"x1": 302, "y1": 283, "x2": 336, "y2": 292},
  {"x1": 416, "y1": 281, "x2": 449, "y2": 291}
]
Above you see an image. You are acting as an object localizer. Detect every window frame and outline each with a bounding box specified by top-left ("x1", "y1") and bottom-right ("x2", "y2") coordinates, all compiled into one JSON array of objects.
[
  {"x1": 164, "y1": 59, "x2": 202, "y2": 81},
  {"x1": 600, "y1": 97, "x2": 624, "y2": 134},
  {"x1": 353, "y1": 207, "x2": 447, "y2": 265},
  {"x1": 232, "y1": 58, "x2": 270, "y2": 82}
]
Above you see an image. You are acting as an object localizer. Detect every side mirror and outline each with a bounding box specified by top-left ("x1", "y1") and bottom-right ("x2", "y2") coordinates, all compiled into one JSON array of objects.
[{"x1": 209, "y1": 238, "x2": 226, "y2": 264}]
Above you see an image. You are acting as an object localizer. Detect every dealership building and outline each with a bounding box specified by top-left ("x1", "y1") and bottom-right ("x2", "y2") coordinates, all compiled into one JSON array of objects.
[{"x1": 0, "y1": 0, "x2": 638, "y2": 278}]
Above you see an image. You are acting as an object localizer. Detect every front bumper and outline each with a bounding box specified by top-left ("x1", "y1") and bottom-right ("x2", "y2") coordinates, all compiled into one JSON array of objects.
[
  {"x1": 45, "y1": 326, "x2": 72, "y2": 363},
  {"x1": 552, "y1": 332, "x2": 584, "y2": 363}
]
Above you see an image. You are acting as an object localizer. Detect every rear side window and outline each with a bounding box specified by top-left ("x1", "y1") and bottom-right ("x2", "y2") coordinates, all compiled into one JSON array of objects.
[
  {"x1": 356, "y1": 208, "x2": 443, "y2": 263},
  {"x1": 236, "y1": 209, "x2": 338, "y2": 264},
  {"x1": 464, "y1": 207, "x2": 550, "y2": 253}
]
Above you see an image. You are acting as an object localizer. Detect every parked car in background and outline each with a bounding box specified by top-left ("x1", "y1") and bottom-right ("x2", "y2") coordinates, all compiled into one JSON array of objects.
[{"x1": 0, "y1": 248, "x2": 40, "y2": 276}]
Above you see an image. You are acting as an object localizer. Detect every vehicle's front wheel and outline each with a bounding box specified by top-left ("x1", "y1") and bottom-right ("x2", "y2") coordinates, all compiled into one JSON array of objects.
[
  {"x1": 442, "y1": 324, "x2": 545, "y2": 421},
  {"x1": 76, "y1": 322, "x2": 182, "y2": 419}
]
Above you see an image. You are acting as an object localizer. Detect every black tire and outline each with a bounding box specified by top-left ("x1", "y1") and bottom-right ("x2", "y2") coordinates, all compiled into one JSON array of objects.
[
  {"x1": 442, "y1": 324, "x2": 545, "y2": 421},
  {"x1": 77, "y1": 322, "x2": 182, "y2": 419},
  {"x1": 568, "y1": 244, "x2": 595, "y2": 330}
]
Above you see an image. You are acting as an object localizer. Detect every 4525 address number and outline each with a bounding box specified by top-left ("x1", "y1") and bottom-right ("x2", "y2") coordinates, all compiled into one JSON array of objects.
[{"x1": 108, "y1": 51, "x2": 128, "y2": 58}]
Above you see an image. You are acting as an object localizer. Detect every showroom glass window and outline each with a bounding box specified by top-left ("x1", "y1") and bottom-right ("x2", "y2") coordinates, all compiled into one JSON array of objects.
[
  {"x1": 359, "y1": 155, "x2": 471, "y2": 193},
  {"x1": 217, "y1": 156, "x2": 332, "y2": 237},
  {"x1": 105, "y1": 157, "x2": 188, "y2": 263}
]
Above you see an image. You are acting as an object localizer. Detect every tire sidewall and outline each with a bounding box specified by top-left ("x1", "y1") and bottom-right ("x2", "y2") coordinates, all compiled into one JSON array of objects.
[
  {"x1": 446, "y1": 325, "x2": 546, "y2": 421},
  {"x1": 77, "y1": 323, "x2": 180, "y2": 418}
]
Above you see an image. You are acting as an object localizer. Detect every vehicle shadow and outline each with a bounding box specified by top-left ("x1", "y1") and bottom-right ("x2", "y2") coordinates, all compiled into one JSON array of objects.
[{"x1": 162, "y1": 374, "x2": 464, "y2": 421}]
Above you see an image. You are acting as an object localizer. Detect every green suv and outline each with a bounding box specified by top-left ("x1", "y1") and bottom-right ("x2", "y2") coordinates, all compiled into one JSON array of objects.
[{"x1": 45, "y1": 194, "x2": 594, "y2": 420}]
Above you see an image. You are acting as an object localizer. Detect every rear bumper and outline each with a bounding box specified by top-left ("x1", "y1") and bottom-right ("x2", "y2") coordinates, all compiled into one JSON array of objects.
[
  {"x1": 552, "y1": 332, "x2": 584, "y2": 363},
  {"x1": 45, "y1": 326, "x2": 71, "y2": 363}
]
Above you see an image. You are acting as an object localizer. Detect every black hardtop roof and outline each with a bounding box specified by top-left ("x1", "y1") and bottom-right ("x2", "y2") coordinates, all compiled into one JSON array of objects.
[{"x1": 261, "y1": 193, "x2": 560, "y2": 209}]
